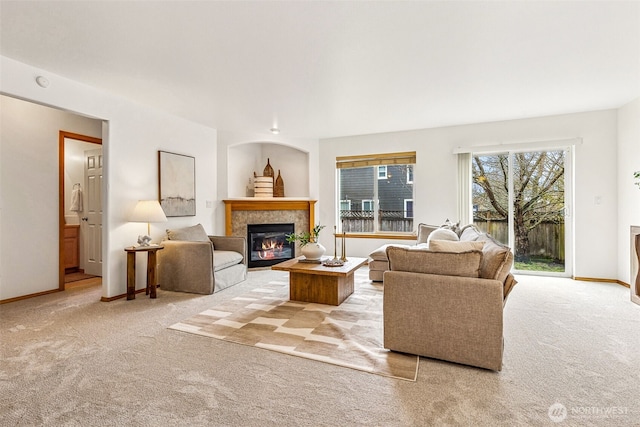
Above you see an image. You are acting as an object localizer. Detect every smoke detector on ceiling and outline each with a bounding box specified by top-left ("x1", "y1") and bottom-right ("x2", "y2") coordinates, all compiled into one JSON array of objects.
[{"x1": 35, "y1": 76, "x2": 50, "y2": 88}]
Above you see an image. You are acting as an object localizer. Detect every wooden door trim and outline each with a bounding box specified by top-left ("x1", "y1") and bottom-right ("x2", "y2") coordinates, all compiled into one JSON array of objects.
[{"x1": 59, "y1": 131, "x2": 102, "y2": 290}]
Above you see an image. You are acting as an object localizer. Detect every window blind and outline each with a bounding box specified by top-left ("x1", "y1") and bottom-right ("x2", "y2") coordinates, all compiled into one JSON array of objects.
[{"x1": 336, "y1": 151, "x2": 416, "y2": 169}]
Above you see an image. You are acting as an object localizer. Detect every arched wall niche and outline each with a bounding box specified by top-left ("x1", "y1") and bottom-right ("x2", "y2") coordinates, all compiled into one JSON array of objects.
[{"x1": 227, "y1": 142, "x2": 310, "y2": 198}]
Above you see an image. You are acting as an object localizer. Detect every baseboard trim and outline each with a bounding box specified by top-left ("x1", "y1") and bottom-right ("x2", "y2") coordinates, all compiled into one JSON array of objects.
[
  {"x1": 573, "y1": 276, "x2": 630, "y2": 288},
  {"x1": 1, "y1": 288, "x2": 61, "y2": 304},
  {"x1": 100, "y1": 287, "x2": 157, "y2": 302},
  {"x1": 100, "y1": 294, "x2": 125, "y2": 302},
  {"x1": 2, "y1": 285, "x2": 158, "y2": 303},
  {"x1": 4, "y1": 274, "x2": 627, "y2": 304}
]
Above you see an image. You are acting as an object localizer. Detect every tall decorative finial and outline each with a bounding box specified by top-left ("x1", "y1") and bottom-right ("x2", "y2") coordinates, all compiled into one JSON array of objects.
[{"x1": 340, "y1": 219, "x2": 348, "y2": 262}]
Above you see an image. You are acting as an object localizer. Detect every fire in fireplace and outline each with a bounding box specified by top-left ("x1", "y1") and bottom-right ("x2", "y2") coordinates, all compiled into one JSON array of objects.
[{"x1": 247, "y1": 223, "x2": 295, "y2": 268}]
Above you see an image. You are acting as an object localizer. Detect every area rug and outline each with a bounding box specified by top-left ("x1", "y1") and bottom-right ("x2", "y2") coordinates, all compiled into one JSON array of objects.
[{"x1": 169, "y1": 273, "x2": 419, "y2": 381}]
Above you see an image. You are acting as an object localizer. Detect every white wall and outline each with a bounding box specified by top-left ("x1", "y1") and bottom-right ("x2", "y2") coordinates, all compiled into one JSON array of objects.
[
  {"x1": 227, "y1": 142, "x2": 310, "y2": 198},
  {"x1": 320, "y1": 110, "x2": 619, "y2": 280},
  {"x1": 1, "y1": 56, "x2": 218, "y2": 300},
  {"x1": 617, "y1": 98, "x2": 640, "y2": 284},
  {"x1": 0, "y1": 95, "x2": 102, "y2": 299},
  {"x1": 1, "y1": 53, "x2": 631, "y2": 300}
]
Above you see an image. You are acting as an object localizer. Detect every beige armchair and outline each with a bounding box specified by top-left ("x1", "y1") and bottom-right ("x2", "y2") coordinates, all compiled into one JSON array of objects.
[
  {"x1": 157, "y1": 224, "x2": 247, "y2": 295},
  {"x1": 383, "y1": 234, "x2": 516, "y2": 371}
]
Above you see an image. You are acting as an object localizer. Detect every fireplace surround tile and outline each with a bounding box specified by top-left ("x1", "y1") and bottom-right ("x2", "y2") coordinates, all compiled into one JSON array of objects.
[{"x1": 223, "y1": 199, "x2": 316, "y2": 268}]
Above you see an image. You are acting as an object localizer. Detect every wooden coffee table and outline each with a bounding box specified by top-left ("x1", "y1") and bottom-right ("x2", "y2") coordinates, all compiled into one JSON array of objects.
[{"x1": 272, "y1": 257, "x2": 367, "y2": 305}]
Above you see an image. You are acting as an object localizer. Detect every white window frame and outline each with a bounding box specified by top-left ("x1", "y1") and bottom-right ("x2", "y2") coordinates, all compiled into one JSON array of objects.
[
  {"x1": 339, "y1": 199, "x2": 351, "y2": 211},
  {"x1": 377, "y1": 165, "x2": 387, "y2": 180},
  {"x1": 336, "y1": 152, "x2": 416, "y2": 234},
  {"x1": 406, "y1": 166, "x2": 413, "y2": 184},
  {"x1": 362, "y1": 199, "x2": 374, "y2": 211},
  {"x1": 404, "y1": 199, "x2": 414, "y2": 218},
  {"x1": 457, "y1": 139, "x2": 576, "y2": 278}
]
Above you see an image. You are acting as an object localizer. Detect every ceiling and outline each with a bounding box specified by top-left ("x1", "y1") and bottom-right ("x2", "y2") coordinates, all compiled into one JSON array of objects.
[{"x1": 1, "y1": 1, "x2": 639, "y2": 140}]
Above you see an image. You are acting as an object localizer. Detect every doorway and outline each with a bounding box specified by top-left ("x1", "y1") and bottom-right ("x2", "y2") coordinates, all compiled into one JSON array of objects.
[
  {"x1": 59, "y1": 131, "x2": 103, "y2": 290},
  {"x1": 472, "y1": 148, "x2": 573, "y2": 277}
]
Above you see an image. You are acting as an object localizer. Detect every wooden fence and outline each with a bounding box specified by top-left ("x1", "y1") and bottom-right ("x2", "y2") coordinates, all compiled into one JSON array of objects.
[
  {"x1": 474, "y1": 220, "x2": 565, "y2": 261},
  {"x1": 339, "y1": 213, "x2": 563, "y2": 261},
  {"x1": 340, "y1": 210, "x2": 414, "y2": 233}
]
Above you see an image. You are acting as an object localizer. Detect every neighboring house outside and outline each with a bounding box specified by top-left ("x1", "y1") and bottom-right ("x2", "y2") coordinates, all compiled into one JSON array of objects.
[{"x1": 339, "y1": 164, "x2": 414, "y2": 232}]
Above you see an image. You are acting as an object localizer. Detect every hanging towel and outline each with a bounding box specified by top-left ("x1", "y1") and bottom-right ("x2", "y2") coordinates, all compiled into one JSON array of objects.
[{"x1": 70, "y1": 187, "x2": 83, "y2": 212}]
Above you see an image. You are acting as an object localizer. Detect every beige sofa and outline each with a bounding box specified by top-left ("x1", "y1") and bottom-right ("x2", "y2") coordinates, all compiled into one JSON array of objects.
[
  {"x1": 368, "y1": 222, "x2": 442, "y2": 281},
  {"x1": 383, "y1": 225, "x2": 517, "y2": 371},
  {"x1": 157, "y1": 224, "x2": 247, "y2": 294}
]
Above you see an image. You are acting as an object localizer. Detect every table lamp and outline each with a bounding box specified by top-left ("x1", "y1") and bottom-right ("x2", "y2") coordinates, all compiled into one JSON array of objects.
[{"x1": 130, "y1": 200, "x2": 168, "y2": 246}]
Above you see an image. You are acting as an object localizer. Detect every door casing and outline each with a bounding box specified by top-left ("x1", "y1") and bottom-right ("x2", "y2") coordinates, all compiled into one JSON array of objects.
[{"x1": 58, "y1": 131, "x2": 103, "y2": 290}]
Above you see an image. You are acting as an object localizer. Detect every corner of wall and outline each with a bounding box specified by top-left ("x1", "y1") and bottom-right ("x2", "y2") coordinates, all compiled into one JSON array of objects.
[{"x1": 617, "y1": 97, "x2": 640, "y2": 283}]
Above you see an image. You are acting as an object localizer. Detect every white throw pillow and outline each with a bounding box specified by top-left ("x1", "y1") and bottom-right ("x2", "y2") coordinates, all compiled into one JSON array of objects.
[
  {"x1": 429, "y1": 240, "x2": 485, "y2": 253},
  {"x1": 427, "y1": 228, "x2": 459, "y2": 245}
]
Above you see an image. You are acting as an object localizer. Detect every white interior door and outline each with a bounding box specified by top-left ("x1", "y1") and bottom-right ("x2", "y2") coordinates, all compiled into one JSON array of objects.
[{"x1": 83, "y1": 148, "x2": 103, "y2": 276}]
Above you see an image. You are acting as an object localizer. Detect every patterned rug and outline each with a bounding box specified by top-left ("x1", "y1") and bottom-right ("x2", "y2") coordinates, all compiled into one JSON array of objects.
[{"x1": 169, "y1": 271, "x2": 419, "y2": 381}]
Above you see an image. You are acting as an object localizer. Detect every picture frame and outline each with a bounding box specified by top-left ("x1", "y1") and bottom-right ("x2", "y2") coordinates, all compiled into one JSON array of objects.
[{"x1": 158, "y1": 150, "x2": 196, "y2": 217}]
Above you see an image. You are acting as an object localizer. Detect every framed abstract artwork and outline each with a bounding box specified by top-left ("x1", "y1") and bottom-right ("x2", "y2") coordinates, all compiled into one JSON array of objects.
[{"x1": 158, "y1": 151, "x2": 196, "y2": 217}]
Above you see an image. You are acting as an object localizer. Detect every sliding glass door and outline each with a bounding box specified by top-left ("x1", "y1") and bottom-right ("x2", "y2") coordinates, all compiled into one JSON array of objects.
[{"x1": 472, "y1": 149, "x2": 571, "y2": 276}]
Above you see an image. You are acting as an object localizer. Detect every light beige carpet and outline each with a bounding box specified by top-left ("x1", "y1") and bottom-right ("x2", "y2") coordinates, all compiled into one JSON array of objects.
[
  {"x1": 169, "y1": 276, "x2": 419, "y2": 381},
  {"x1": 2, "y1": 269, "x2": 640, "y2": 425}
]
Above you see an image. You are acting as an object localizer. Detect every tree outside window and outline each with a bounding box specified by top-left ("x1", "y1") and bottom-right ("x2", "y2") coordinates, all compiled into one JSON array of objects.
[{"x1": 472, "y1": 150, "x2": 565, "y2": 271}]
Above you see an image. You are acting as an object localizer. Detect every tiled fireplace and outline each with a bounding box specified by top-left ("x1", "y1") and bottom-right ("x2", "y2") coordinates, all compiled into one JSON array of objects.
[{"x1": 223, "y1": 199, "x2": 316, "y2": 268}]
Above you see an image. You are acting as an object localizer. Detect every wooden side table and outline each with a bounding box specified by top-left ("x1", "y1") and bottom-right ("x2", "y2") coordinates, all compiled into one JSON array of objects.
[{"x1": 125, "y1": 245, "x2": 164, "y2": 300}]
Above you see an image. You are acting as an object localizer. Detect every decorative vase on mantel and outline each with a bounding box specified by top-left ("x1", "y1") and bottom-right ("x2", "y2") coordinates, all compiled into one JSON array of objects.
[
  {"x1": 274, "y1": 169, "x2": 284, "y2": 197},
  {"x1": 301, "y1": 241, "x2": 326, "y2": 261},
  {"x1": 263, "y1": 158, "x2": 274, "y2": 178}
]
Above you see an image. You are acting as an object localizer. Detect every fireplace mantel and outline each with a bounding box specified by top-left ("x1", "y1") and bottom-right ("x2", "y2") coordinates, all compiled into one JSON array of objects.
[{"x1": 223, "y1": 199, "x2": 316, "y2": 237}]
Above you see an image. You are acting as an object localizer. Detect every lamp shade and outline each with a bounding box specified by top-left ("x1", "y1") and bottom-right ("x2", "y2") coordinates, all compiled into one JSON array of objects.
[{"x1": 130, "y1": 200, "x2": 168, "y2": 223}]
